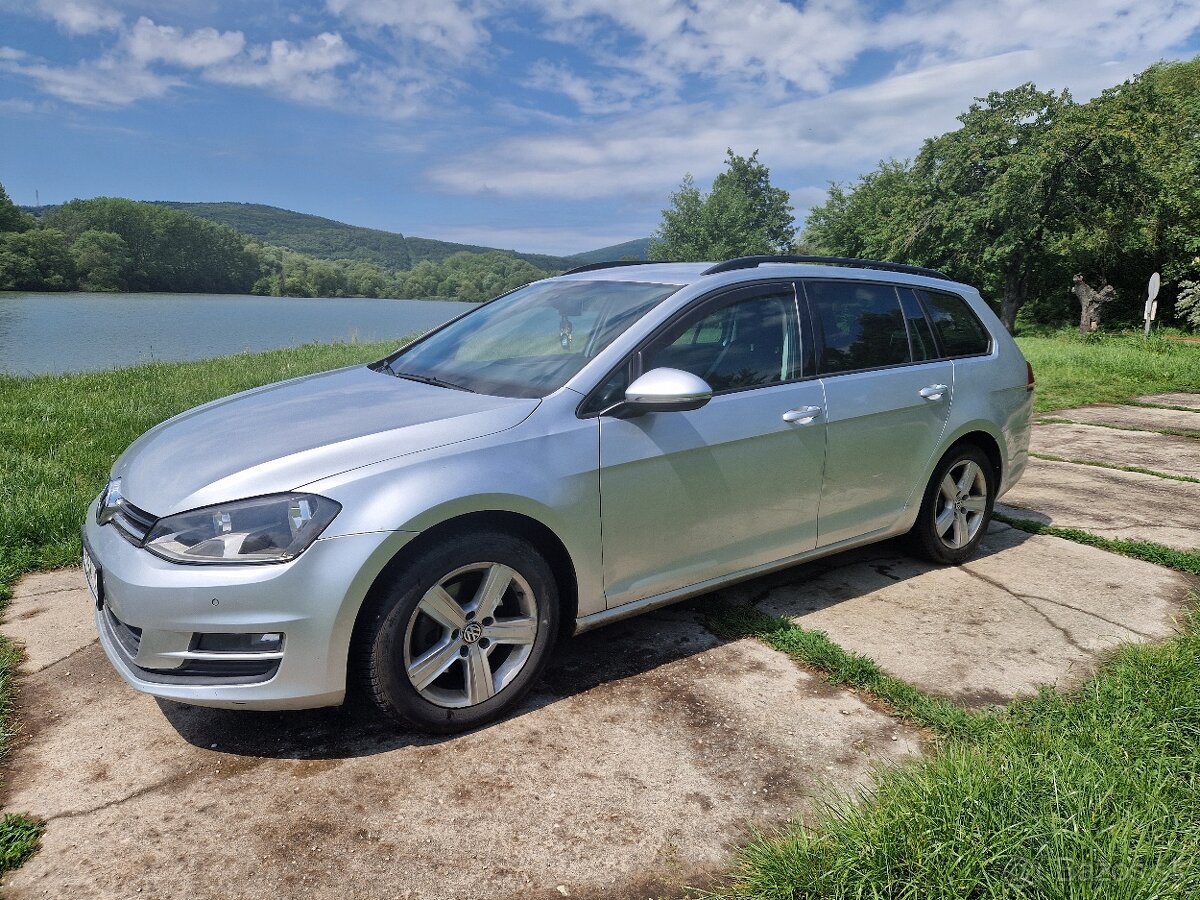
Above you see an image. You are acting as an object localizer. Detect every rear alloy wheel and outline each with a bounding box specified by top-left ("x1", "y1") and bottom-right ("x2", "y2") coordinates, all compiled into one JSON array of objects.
[
  {"x1": 355, "y1": 531, "x2": 559, "y2": 733},
  {"x1": 907, "y1": 445, "x2": 995, "y2": 565}
]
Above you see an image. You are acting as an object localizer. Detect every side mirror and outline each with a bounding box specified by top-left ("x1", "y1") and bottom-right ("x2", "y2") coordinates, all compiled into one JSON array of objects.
[{"x1": 623, "y1": 367, "x2": 713, "y2": 415}]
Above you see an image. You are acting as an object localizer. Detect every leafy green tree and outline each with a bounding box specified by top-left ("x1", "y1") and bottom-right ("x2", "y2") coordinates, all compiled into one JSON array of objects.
[
  {"x1": 346, "y1": 262, "x2": 390, "y2": 298},
  {"x1": 46, "y1": 198, "x2": 260, "y2": 293},
  {"x1": 0, "y1": 182, "x2": 33, "y2": 233},
  {"x1": 71, "y1": 229, "x2": 132, "y2": 291},
  {"x1": 649, "y1": 150, "x2": 795, "y2": 261},
  {"x1": 806, "y1": 57, "x2": 1200, "y2": 332},
  {"x1": 1176, "y1": 276, "x2": 1200, "y2": 332},
  {"x1": 0, "y1": 229, "x2": 74, "y2": 290},
  {"x1": 392, "y1": 252, "x2": 546, "y2": 301},
  {"x1": 901, "y1": 84, "x2": 1079, "y2": 332}
]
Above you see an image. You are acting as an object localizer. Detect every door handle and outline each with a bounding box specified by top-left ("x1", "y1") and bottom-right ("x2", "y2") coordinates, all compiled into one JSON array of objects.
[
  {"x1": 919, "y1": 384, "x2": 949, "y2": 402},
  {"x1": 782, "y1": 405, "x2": 823, "y2": 425}
]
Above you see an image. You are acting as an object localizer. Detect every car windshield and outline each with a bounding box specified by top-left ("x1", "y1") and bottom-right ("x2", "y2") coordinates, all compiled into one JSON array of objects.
[{"x1": 379, "y1": 279, "x2": 679, "y2": 398}]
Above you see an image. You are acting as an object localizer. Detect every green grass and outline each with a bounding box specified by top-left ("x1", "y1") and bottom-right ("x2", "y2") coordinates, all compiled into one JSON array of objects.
[
  {"x1": 1015, "y1": 330, "x2": 1200, "y2": 412},
  {"x1": 704, "y1": 599, "x2": 1200, "y2": 900},
  {"x1": 993, "y1": 513, "x2": 1200, "y2": 576}
]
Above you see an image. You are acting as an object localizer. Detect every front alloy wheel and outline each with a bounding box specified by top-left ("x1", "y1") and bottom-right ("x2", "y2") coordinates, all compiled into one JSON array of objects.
[
  {"x1": 403, "y1": 563, "x2": 539, "y2": 709},
  {"x1": 355, "y1": 530, "x2": 559, "y2": 733}
]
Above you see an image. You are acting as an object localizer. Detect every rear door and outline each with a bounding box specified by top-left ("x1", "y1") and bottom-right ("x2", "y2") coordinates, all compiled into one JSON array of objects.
[
  {"x1": 592, "y1": 282, "x2": 827, "y2": 607},
  {"x1": 803, "y1": 279, "x2": 954, "y2": 547}
]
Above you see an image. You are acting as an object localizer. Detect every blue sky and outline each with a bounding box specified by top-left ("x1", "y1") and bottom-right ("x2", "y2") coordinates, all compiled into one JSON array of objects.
[{"x1": 2, "y1": 0, "x2": 1199, "y2": 256}]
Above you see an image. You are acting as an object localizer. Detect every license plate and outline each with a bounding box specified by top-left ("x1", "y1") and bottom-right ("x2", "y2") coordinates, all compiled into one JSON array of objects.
[{"x1": 82, "y1": 542, "x2": 104, "y2": 609}]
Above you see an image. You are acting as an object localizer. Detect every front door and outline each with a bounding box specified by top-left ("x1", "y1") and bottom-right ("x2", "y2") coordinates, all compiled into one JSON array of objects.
[{"x1": 596, "y1": 283, "x2": 828, "y2": 608}]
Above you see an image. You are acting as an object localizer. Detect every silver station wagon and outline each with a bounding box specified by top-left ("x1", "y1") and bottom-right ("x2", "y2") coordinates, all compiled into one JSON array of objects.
[{"x1": 84, "y1": 256, "x2": 1034, "y2": 732}]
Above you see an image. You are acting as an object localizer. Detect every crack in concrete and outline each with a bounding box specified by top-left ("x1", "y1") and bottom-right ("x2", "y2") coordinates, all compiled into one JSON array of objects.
[
  {"x1": 956, "y1": 566, "x2": 1088, "y2": 653},
  {"x1": 45, "y1": 766, "x2": 196, "y2": 822},
  {"x1": 22, "y1": 637, "x2": 101, "y2": 675},
  {"x1": 958, "y1": 564, "x2": 1151, "y2": 646},
  {"x1": 7, "y1": 584, "x2": 84, "y2": 602}
]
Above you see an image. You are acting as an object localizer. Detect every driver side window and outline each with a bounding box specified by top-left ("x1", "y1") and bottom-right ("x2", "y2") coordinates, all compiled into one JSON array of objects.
[{"x1": 644, "y1": 286, "x2": 800, "y2": 393}]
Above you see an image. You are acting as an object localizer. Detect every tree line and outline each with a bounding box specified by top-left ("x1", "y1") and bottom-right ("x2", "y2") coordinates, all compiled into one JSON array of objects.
[
  {"x1": 650, "y1": 57, "x2": 1200, "y2": 333},
  {"x1": 0, "y1": 189, "x2": 554, "y2": 302}
]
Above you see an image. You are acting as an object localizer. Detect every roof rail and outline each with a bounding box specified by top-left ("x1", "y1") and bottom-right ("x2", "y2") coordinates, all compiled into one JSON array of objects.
[
  {"x1": 701, "y1": 255, "x2": 953, "y2": 281},
  {"x1": 561, "y1": 260, "x2": 662, "y2": 276}
]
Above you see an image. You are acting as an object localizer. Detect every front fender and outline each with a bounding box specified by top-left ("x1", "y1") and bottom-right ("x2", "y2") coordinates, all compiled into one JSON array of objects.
[{"x1": 300, "y1": 410, "x2": 604, "y2": 618}]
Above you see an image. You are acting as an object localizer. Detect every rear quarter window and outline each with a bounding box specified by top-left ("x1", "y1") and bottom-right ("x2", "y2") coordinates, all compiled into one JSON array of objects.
[{"x1": 919, "y1": 289, "x2": 991, "y2": 357}]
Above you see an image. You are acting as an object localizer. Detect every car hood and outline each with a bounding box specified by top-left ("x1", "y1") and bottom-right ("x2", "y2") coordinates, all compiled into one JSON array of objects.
[{"x1": 113, "y1": 365, "x2": 539, "y2": 515}]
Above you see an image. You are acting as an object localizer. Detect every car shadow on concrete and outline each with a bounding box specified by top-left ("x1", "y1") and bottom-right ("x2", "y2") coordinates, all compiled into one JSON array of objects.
[{"x1": 157, "y1": 523, "x2": 1030, "y2": 760}]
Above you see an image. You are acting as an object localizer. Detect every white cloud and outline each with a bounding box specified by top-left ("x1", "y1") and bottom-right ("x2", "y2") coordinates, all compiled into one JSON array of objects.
[
  {"x1": 879, "y1": 0, "x2": 1200, "y2": 64},
  {"x1": 205, "y1": 32, "x2": 356, "y2": 104},
  {"x1": 125, "y1": 16, "x2": 245, "y2": 68},
  {"x1": 525, "y1": 60, "x2": 655, "y2": 115},
  {"x1": 2, "y1": 54, "x2": 179, "y2": 106},
  {"x1": 36, "y1": 0, "x2": 121, "y2": 34},
  {"x1": 532, "y1": 0, "x2": 872, "y2": 97},
  {"x1": 327, "y1": 0, "x2": 489, "y2": 58},
  {"x1": 428, "y1": 42, "x2": 1191, "y2": 201}
]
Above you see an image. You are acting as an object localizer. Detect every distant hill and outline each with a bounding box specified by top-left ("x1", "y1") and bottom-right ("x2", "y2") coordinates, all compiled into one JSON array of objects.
[
  {"x1": 568, "y1": 238, "x2": 651, "y2": 264},
  {"x1": 155, "y1": 202, "x2": 578, "y2": 271},
  {"x1": 22, "y1": 198, "x2": 650, "y2": 273}
]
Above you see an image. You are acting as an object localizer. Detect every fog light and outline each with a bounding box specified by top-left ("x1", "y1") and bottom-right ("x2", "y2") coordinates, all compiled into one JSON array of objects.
[{"x1": 195, "y1": 632, "x2": 284, "y2": 653}]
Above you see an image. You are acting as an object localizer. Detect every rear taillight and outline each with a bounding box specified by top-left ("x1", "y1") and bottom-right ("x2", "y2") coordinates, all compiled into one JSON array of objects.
[{"x1": 1025, "y1": 361, "x2": 1035, "y2": 392}]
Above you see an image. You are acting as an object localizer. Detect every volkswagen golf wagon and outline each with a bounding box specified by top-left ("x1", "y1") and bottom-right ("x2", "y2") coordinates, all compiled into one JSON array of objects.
[{"x1": 84, "y1": 255, "x2": 1033, "y2": 732}]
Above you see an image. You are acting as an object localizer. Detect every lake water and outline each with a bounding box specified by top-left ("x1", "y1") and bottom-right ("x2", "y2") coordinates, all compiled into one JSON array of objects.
[{"x1": 0, "y1": 292, "x2": 472, "y2": 375}]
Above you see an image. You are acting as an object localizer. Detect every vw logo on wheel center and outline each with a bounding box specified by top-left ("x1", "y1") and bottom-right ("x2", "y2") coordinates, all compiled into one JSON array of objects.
[{"x1": 462, "y1": 622, "x2": 484, "y2": 644}]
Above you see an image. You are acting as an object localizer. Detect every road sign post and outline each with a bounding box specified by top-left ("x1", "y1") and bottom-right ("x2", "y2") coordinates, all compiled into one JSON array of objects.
[{"x1": 1145, "y1": 272, "x2": 1161, "y2": 337}]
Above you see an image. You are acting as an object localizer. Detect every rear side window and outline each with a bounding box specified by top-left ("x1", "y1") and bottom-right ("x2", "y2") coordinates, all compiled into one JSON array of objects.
[
  {"x1": 919, "y1": 289, "x2": 991, "y2": 357},
  {"x1": 805, "y1": 281, "x2": 909, "y2": 374},
  {"x1": 898, "y1": 289, "x2": 937, "y2": 362}
]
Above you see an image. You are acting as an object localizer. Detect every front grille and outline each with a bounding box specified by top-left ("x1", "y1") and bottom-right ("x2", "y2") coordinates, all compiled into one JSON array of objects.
[
  {"x1": 105, "y1": 607, "x2": 142, "y2": 657},
  {"x1": 111, "y1": 499, "x2": 157, "y2": 545}
]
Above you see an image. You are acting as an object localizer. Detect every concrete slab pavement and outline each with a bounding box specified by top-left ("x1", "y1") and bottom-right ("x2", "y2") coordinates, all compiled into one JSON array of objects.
[
  {"x1": 745, "y1": 522, "x2": 1193, "y2": 707},
  {"x1": 1136, "y1": 393, "x2": 1200, "y2": 411},
  {"x1": 1030, "y1": 423, "x2": 1200, "y2": 480},
  {"x1": 2, "y1": 571, "x2": 919, "y2": 900},
  {"x1": 1042, "y1": 404, "x2": 1200, "y2": 437},
  {"x1": 997, "y1": 457, "x2": 1200, "y2": 551}
]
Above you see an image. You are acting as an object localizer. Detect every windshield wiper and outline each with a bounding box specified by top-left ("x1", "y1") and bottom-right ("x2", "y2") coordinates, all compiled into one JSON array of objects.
[{"x1": 385, "y1": 366, "x2": 475, "y2": 393}]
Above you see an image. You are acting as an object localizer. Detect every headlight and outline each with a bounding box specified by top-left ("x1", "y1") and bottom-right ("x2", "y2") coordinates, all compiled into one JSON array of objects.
[{"x1": 143, "y1": 493, "x2": 341, "y2": 565}]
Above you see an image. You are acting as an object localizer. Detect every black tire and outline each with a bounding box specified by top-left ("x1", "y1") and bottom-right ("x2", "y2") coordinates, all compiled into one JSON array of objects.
[
  {"x1": 353, "y1": 530, "x2": 559, "y2": 734},
  {"x1": 906, "y1": 444, "x2": 996, "y2": 565}
]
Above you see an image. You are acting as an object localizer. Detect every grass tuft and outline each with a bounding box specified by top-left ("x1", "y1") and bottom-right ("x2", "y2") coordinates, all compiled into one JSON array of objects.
[
  {"x1": 0, "y1": 814, "x2": 44, "y2": 875},
  {"x1": 1028, "y1": 451, "x2": 1200, "y2": 484}
]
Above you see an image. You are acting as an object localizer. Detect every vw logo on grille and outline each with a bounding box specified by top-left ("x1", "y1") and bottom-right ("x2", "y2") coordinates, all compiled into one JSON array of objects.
[{"x1": 462, "y1": 622, "x2": 484, "y2": 644}]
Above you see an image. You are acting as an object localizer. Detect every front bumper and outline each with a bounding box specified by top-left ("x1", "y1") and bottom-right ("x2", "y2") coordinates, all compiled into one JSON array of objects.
[{"x1": 84, "y1": 500, "x2": 410, "y2": 710}]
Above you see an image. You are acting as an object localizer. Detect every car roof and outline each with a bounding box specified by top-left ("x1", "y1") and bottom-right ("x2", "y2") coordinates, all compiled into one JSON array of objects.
[{"x1": 553, "y1": 261, "x2": 973, "y2": 294}]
